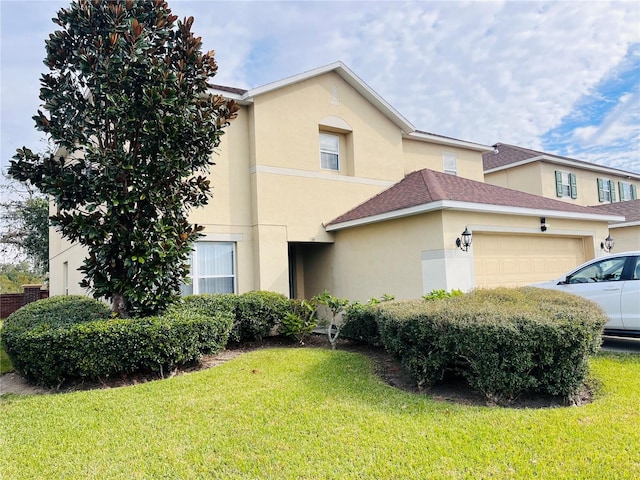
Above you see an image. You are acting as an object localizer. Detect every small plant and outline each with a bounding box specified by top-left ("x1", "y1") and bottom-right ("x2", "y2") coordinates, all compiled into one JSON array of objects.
[
  {"x1": 312, "y1": 290, "x2": 350, "y2": 349},
  {"x1": 279, "y1": 300, "x2": 317, "y2": 345},
  {"x1": 422, "y1": 289, "x2": 463, "y2": 301}
]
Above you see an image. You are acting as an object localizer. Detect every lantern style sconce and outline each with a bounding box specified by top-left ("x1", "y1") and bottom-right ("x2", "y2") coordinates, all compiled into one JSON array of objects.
[
  {"x1": 456, "y1": 227, "x2": 472, "y2": 252},
  {"x1": 540, "y1": 217, "x2": 548, "y2": 232},
  {"x1": 601, "y1": 235, "x2": 614, "y2": 253}
]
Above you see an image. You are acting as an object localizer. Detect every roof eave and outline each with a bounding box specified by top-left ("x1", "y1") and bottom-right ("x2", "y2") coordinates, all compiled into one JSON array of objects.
[
  {"x1": 325, "y1": 200, "x2": 624, "y2": 232},
  {"x1": 407, "y1": 131, "x2": 493, "y2": 152},
  {"x1": 485, "y1": 155, "x2": 640, "y2": 179},
  {"x1": 242, "y1": 61, "x2": 415, "y2": 133}
]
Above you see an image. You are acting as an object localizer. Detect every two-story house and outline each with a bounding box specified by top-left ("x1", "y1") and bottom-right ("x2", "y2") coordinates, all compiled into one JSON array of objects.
[
  {"x1": 50, "y1": 62, "x2": 632, "y2": 302},
  {"x1": 483, "y1": 143, "x2": 640, "y2": 252}
]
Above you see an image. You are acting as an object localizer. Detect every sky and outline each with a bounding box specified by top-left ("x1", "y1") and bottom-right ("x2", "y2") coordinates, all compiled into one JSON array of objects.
[{"x1": 1, "y1": 0, "x2": 639, "y2": 179}]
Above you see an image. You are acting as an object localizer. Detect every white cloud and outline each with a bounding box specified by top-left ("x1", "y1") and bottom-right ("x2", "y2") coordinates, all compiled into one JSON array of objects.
[{"x1": 2, "y1": 0, "x2": 639, "y2": 175}]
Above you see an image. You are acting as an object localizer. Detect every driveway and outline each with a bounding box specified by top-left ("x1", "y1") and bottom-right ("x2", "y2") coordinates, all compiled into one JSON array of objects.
[{"x1": 601, "y1": 335, "x2": 640, "y2": 353}]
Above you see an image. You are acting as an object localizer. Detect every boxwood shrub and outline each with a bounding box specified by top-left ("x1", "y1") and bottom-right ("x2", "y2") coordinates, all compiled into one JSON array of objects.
[
  {"x1": 2, "y1": 296, "x2": 233, "y2": 387},
  {"x1": 169, "y1": 291, "x2": 293, "y2": 343},
  {"x1": 375, "y1": 287, "x2": 607, "y2": 403}
]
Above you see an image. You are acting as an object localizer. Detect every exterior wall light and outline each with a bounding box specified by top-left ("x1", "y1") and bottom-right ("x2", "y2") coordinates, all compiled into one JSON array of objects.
[
  {"x1": 456, "y1": 227, "x2": 472, "y2": 252},
  {"x1": 540, "y1": 217, "x2": 548, "y2": 232},
  {"x1": 601, "y1": 235, "x2": 614, "y2": 253}
]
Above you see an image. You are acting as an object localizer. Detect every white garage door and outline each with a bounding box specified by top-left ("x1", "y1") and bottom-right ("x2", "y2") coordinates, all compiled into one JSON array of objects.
[{"x1": 474, "y1": 234, "x2": 588, "y2": 288}]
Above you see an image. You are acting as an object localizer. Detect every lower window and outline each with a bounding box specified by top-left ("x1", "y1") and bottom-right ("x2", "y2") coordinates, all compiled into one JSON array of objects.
[{"x1": 181, "y1": 242, "x2": 236, "y2": 295}]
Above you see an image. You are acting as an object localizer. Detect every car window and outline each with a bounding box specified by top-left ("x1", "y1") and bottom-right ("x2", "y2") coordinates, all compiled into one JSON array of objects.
[
  {"x1": 634, "y1": 257, "x2": 640, "y2": 280},
  {"x1": 568, "y1": 257, "x2": 627, "y2": 284}
]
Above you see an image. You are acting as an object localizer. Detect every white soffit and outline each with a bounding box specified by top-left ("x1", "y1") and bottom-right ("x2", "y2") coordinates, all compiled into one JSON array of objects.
[{"x1": 407, "y1": 131, "x2": 493, "y2": 152}]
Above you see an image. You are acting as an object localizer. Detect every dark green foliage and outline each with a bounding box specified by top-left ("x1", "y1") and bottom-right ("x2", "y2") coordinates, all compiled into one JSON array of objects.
[
  {"x1": 170, "y1": 291, "x2": 292, "y2": 343},
  {"x1": 234, "y1": 291, "x2": 291, "y2": 342},
  {"x1": 375, "y1": 287, "x2": 607, "y2": 403},
  {"x1": 341, "y1": 295, "x2": 395, "y2": 346},
  {"x1": 2, "y1": 296, "x2": 232, "y2": 387},
  {"x1": 279, "y1": 300, "x2": 317, "y2": 344},
  {"x1": 8, "y1": 0, "x2": 238, "y2": 317}
]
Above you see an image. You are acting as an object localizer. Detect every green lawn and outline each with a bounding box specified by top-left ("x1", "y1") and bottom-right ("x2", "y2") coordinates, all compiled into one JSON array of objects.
[{"x1": 1, "y1": 348, "x2": 639, "y2": 479}]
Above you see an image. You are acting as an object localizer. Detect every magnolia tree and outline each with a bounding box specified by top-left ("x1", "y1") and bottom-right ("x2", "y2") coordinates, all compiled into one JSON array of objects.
[{"x1": 9, "y1": 0, "x2": 237, "y2": 317}]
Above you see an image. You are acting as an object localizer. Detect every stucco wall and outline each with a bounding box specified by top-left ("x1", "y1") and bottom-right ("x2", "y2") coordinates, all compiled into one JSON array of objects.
[{"x1": 402, "y1": 138, "x2": 485, "y2": 181}]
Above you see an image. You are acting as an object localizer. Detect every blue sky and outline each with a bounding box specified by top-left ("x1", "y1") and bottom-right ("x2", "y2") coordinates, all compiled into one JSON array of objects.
[{"x1": 1, "y1": 0, "x2": 639, "y2": 178}]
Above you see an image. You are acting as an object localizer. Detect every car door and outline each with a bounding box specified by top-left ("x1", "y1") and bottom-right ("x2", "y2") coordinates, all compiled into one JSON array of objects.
[
  {"x1": 620, "y1": 256, "x2": 640, "y2": 331},
  {"x1": 560, "y1": 256, "x2": 628, "y2": 329}
]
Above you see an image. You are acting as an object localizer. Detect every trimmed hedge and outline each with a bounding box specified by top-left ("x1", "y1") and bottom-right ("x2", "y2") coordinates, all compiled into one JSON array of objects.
[
  {"x1": 371, "y1": 288, "x2": 607, "y2": 403},
  {"x1": 2, "y1": 296, "x2": 232, "y2": 387},
  {"x1": 169, "y1": 291, "x2": 292, "y2": 343}
]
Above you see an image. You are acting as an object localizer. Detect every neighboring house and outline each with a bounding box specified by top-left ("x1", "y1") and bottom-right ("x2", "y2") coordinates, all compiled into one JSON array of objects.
[
  {"x1": 49, "y1": 62, "x2": 631, "y2": 302},
  {"x1": 483, "y1": 143, "x2": 640, "y2": 206},
  {"x1": 588, "y1": 200, "x2": 640, "y2": 252}
]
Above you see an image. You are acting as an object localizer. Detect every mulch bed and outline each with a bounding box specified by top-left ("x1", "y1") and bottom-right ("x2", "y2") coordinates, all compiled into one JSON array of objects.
[{"x1": 2, "y1": 333, "x2": 594, "y2": 407}]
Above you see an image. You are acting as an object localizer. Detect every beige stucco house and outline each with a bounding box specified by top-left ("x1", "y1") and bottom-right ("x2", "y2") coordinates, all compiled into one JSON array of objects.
[{"x1": 49, "y1": 62, "x2": 637, "y2": 302}]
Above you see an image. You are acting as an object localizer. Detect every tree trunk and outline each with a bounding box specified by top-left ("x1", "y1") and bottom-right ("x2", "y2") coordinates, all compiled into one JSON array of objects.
[{"x1": 112, "y1": 293, "x2": 128, "y2": 318}]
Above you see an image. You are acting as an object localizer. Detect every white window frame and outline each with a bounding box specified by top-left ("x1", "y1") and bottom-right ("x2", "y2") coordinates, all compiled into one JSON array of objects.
[
  {"x1": 319, "y1": 132, "x2": 340, "y2": 171},
  {"x1": 181, "y1": 241, "x2": 236, "y2": 295},
  {"x1": 443, "y1": 153, "x2": 457, "y2": 176},
  {"x1": 560, "y1": 172, "x2": 571, "y2": 197},
  {"x1": 619, "y1": 181, "x2": 637, "y2": 201},
  {"x1": 602, "y1": 180, "x2": 612, "y2": 202}
]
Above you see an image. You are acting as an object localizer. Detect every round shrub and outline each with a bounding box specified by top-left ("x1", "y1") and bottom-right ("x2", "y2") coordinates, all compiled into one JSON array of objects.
[
  {"x1": 234, "y1": 291, "x2": 291, "y2": 342},
  {"x1": 2, "y1": 296, "x2": 232, "y2": 387},
  {"x1": 376, "y1": 287, "x2": 608, "y2": 403},
  {"x1": 2, "y1": 296, "x2": 111, "y2": 377}
]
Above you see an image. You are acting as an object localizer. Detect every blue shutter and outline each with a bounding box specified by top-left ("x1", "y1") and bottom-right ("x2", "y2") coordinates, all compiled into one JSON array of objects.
[{"x1": 632, "y1": 184, "x2": 638, "y2": 200}]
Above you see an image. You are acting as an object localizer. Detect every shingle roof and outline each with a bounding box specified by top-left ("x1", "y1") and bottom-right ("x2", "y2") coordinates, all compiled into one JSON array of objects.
[
  {"x1": 483, "y1": 143, "x2": 639, "y2": 176},
  {"x1": 588, "y1": 199, "x2": 640, "y2": 223},
  {"x1": 327, "y1": 168, "x2": 614, "y2": 227}
]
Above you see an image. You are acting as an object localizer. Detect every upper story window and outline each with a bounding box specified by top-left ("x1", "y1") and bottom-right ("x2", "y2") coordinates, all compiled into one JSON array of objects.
[
  {"x1": 555, "y1": 170, "x2": 577, "y2": 199},
  {"x1": 320, "y1": 133, "x2": 339, "y2": 171},
  {"x1": 443, "y1": 153, "x2": 457, "y2": 175},
  {"x1": 619, "y1": 181, "x2": 638, "y2": 201},
  {"x1": 181, "y1": 241, "x2": 236, "y2": 295},
  {"x1": 597, "y1": 178, "x2": 616, "y2": 203}
]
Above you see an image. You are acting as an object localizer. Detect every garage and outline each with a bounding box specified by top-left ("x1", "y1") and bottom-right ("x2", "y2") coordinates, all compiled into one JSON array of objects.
[{"x1": 473, "y1": 234, "x2": 589, "y2": 288}]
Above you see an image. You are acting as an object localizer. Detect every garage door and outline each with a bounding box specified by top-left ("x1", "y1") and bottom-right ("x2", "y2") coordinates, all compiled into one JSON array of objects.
[{"x1": 474, "y1": 234, "x2": 588, "y2": 288}]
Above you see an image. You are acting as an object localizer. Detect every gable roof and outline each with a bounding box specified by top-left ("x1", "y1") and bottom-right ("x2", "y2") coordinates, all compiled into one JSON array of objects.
[
  {"x1": 210, "y1": 62, "x2": 493, "y2": 152},
  {"x1": 484, "y1": 143, "x2": 640, "y2": 178},
  {"x1": 588, "y1": 199, "x2": 640, "y2": 227},
  {"x1": 326, "y1": 168, "x2": 623, "y2": 231}
]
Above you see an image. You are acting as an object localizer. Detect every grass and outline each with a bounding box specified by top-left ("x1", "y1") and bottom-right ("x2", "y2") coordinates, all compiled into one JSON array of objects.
[{"x1": 1, "y1": 348, "x2": 639, "y2": 479}]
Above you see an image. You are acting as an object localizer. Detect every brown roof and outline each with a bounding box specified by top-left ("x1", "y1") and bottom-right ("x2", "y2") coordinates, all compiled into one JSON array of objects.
[
  {"x1": 483, "y1": 143, "x2": 638, "y2": 176},
  {"x1": 327, "y1": 168, "x2": 612, "y2": 227},
  {"x1": 588, "y1": 199, "x2": 640, "y2": 223}
]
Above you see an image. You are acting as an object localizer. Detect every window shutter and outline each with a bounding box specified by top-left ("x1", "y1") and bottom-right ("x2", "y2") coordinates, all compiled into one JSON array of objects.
[
  {"x1": 632, "y1": 184, "x2": 638, "y2": 200},
  {"x1": 569, "y1": 173, "x2": 577, "y2": 199},
  {"x1": 597, "y1": 178, "x2": 604, "y2": 202},
  {"x1": 555, "y1": 171, "x2": 563, "y2": 197},
  {"x1": 610, "y1": 180, "x2": 616, "y2": 202}
]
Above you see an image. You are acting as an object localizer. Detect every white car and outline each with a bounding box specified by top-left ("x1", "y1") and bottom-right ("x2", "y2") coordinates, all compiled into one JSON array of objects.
[{"x1": 533, "y1": 251, "x2": 640, "y2": 337}]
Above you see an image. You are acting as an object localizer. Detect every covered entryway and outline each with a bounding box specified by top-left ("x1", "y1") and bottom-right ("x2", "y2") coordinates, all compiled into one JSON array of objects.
[{"x1": 473, "y1": 234, "x2": 589, "y2": 287}]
